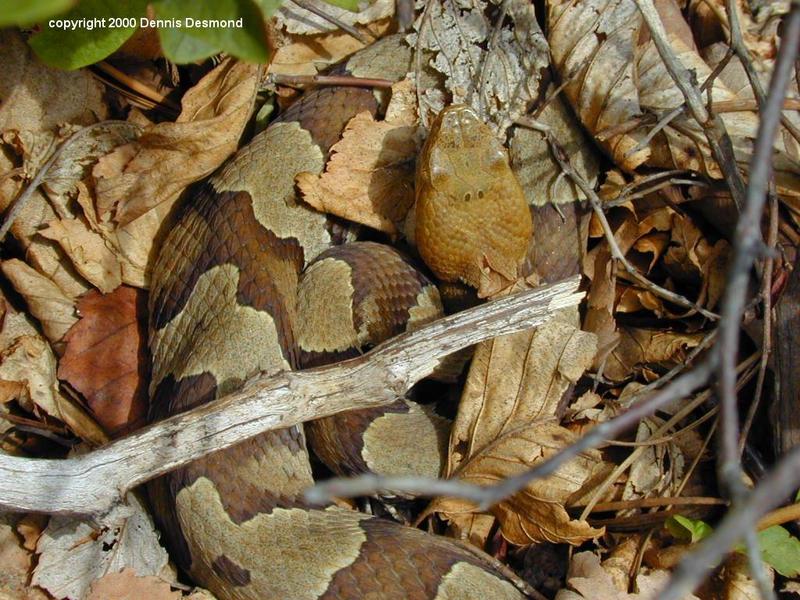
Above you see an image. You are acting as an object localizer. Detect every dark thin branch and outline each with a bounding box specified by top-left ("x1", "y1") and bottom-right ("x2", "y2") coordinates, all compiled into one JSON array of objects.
[
  {"x1": 660, "y1": 4, "x2": 800, "y2": 598},
  {"x1": 266, "y1": 73, "x2": 394, "y2": 89},
  {"x1": 634, "y1": 0, "x2": 748, "y2": 209},
  {"x1": 660, "y1": 444, "x2": 800, "y2": 600},
  {"x1": 289, "y1": 0, "x2": 373, "y2": 44},
  {"x1": 305, "y1": 357, "x2": 715, "y2": 506}
]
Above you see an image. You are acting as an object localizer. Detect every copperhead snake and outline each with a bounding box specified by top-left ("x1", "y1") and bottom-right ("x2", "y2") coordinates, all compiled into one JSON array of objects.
[{"x1": 147, "y1": 34, "x2": 533, "y2": 600}]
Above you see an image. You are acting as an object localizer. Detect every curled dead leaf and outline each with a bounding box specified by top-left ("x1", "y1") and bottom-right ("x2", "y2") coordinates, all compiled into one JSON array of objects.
[
  {"x1": 431, "y1": 421, "x2": 608, "y2": 545},
  {"x1": 78, "y1": 57, "x2": 260, "y2": 287},
  {"x1": 429, "y1": 314, "x2": 606, "y2": 545},
  {"x1": 1, "y1": 259, "x2": 78, "y2": 344},
  {"x1": 33, "y1": 494, "x2": 172, "y2": 600},
  {"x1": 547, "y1": 0, "x2": 800, "y2": 199},
  {"x1": 604, "y1": 327, "x2": 705, "y2": 382}
]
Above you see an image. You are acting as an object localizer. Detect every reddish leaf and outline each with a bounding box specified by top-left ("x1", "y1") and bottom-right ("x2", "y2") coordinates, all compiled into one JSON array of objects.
[{"x1": 58, "y1": 286, "x2": 148, "y2": 437}]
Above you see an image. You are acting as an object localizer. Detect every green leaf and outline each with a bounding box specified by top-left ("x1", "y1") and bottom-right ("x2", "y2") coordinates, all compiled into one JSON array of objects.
[
  {"x1": 154, "y1": 0, "x2": 268, "y2": 63},
  {"x1": 665, "y1": 515, "x2": 713, "y2": 544},
  {"x1": 0, "y1": 0, "x2": 76, "y2": 27},
  {"x1": 757, "y1": 526, "x2": 800, "y2": 577},
  {"x1": 319, "y1": 0, "x2": 363, "y2": 11},
  {"x1": 28, "y1": 0, "x2": 147, "y2": 70}
]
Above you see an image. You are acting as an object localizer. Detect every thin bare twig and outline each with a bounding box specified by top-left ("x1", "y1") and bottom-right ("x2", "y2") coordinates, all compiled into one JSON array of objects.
[
  {"x1": 289, "y1": 0, "x2": 374, "y2": 44},
  {"x1": 661, "y1": 4, "x2": 800, "y2": 598},
  {"x1": 517, "y1": 115, "x2": 719, "y2": 320},
  {"x1": 266, "y1": 73, "x2": 394, "y2": 89},
  {"x1": 634, "y1": 0, "x2": 748, "y2": 209},
  {"x1": 740, "y1": 192, "x2": 778, "y2": 453},
  {"x1": 305, "y1": 357, "x2": 715, "y2": 506}
]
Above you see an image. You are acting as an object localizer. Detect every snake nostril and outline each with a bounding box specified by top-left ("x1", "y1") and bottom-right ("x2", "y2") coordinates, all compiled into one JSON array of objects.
[
  {"x1": 477, "y1": 189, "x2": 484, "y2": 199},
  {"x1": 464, "y1": 192, "x2": 472, "y2": 202}
]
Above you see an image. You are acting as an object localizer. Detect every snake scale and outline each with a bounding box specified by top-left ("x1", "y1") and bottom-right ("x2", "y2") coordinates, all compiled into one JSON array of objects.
[{"x1": 147, "y1": 34, "x2": 532, "y2": 600}]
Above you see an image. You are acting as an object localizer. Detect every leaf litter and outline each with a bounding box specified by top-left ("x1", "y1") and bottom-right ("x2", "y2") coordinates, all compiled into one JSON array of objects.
[{"x1": 1, "y1": 0, "x2": 798, "y2": 598}]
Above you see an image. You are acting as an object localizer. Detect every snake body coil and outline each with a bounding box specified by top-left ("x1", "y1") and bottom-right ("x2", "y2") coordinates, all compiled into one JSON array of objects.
[{"x1": 148, "y1": 36, "x2": 527, "y2": 600}]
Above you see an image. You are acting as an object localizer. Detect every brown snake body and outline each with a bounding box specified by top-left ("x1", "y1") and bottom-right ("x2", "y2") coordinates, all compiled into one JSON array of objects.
[{"x1": 148, "y1": 35, "x2": 530, "y2": 600}]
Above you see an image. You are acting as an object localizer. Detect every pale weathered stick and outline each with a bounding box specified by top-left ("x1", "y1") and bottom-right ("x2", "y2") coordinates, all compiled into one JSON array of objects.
[{"x1": 0, "y1": 276, "x2": 582, "y2": 517}]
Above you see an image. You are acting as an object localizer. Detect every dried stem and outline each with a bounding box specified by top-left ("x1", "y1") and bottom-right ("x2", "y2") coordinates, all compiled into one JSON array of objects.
[{"x1": 267, "y1": 73, "x2": 394, "y2": 89}]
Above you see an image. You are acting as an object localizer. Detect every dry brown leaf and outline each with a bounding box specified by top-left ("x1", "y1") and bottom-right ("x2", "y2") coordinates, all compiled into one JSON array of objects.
[
  {"x1": 689, "y1": 0, "x2": 780, "y2": 62},
  {"x1": 0, "y1": 300, "x2": 104, "y2": 444},
  {"x1": 0, "y1": 31, "x2": 107, "y2": 323},
  {"x1": 46, "y1": 123, "x2": 143, "y2": 213},
  {"x1": 411, "y1": 0, "x2": 549, "y2": 135},
  {"x1": 0, "y1": 513, "x2": 49, "y2": 600},
  {"x1": 33, "y1": 494, "x2": 173, "y2": 600},
  {"x1": 445, "y1": 513, "x2": 496, "y2": 549},
  {"x1": 58, "y1": 286, "x2": 148, "y2": 437},
  {"x1": 76, "y1": 57, "x2": 259, "y2": 287},
  {"x1": 269, "y1": 20, "x2": 393, "y2": 77},
  {"x1": 39, "y1": 217, "x2": 124, "y2": 293},
  {"x1": 451, "y1": 316, "x2": 598, "y2": 467},
  {"x1": 86, "y1": 569, "x2": 181, "y2": 600},
  {"x1": 432, "y1": 421, "x2": 608, "y2": 545},
  {"x1": 429, "y1": 314, "x2": 605, "y2": 545},
  {"x1": 556, "y1": 551, "x2": 701, "y2": 600},
  {"x1": 722, "y1": 553, "x2": 774, "y2": 600},
  {"x1": 583, "y1": 204, "x2": 656, "y2": 367},
  {"x1": 297, "y1": 80, "x2": 418, "y2": 234},
  {"x1": 0, "y1": 30, "x2": 107, "y2": 133},
  {"x1": 1, "y1": 259, "x2": 79, "y2": 344},
  {"x1": 604, "y1": 327, "x2": 705, "y2": 382},
  {"x1": 547, "y1": 0, "x2": 800, "y2": 196},
  {"x1": 621, "y1": 418, "x2": 687, "y2": 500},
  {"x1": 583, "y1": 245, "x2": 619, "y2": 369},
  {"x1": 276, "y1": 0, "x2": 394, "y2": 35},
  {"x1": 663, "y1": 211, "x2": 730, "y2": 311}
]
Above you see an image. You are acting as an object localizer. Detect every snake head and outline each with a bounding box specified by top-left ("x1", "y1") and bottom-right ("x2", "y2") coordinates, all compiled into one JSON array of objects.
[{"x1": 415, "y1": 105, "x2": 533, "y2": 292}]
